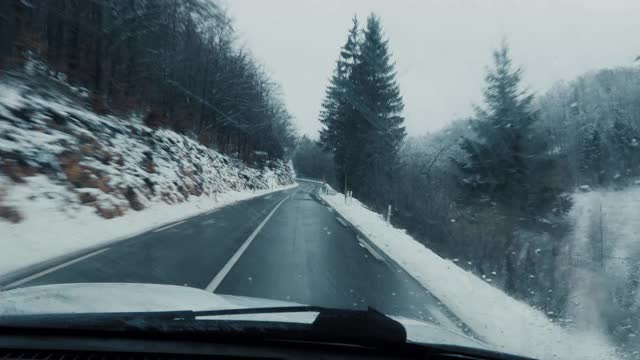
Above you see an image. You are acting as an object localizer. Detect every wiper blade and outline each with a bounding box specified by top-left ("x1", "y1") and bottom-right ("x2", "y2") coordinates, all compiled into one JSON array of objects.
[
  {"x1": 0, "y1": 306, "x2": 407, "y2": 347},
  {"x1": 183, "y1": 305, "x2": 326, "y2": 319},
  {"x1": 0, "y1": 306, "x2": 319, "y2": 328}
]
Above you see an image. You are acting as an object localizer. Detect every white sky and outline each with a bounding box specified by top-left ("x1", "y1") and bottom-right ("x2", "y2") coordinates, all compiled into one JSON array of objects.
[{"x1": 223, "y1": 0, "x2": 640, "y2": 137}]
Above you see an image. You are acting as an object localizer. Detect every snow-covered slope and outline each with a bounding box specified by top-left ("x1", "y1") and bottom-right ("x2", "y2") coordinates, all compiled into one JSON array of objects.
[
  {"x1": 321, "y1": 192, "x2": 620, "y2": 360},
  {"x1": 564, "y1": 187, "x2": 640, "y2": 354},
  {"x1": 0, "y1": 77, "x2": 296, "y2": 276}
]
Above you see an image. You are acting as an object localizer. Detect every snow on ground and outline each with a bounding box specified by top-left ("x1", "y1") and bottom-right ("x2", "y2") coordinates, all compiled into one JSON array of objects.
[
  {"x1": 321, "y1": 192, "x2": 620, "y2": 360},
  {"x1": 569, "y1": 186, "x2": 640, "y2": 280},
  {"x1": 0, "y1": 74, "x2": 296, "y2": 277},
  {"x1": 565, "y1": 187, "x2": 640, "y2": 350}
]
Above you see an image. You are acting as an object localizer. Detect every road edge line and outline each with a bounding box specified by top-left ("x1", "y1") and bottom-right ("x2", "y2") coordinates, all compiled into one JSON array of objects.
[
  {"x1": 356, "y1": 235, "x2": 385, "y2": 261},
  {"x1": 205, "y1": 195, "x2": 290, "y2": 292},
  {"x1": 1, "y1": 248, "x2": 111, "y2": 290},
  {"x1": 314, "y1": 189, "x2": 484, "y2": 342},
  {"x1": 152, "y1": 220, "x2": 187, "y2": 232}
]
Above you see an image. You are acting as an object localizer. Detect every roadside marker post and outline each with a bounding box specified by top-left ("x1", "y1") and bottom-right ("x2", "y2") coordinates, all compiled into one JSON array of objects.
[{"x1": 386, "y1": 204, "x2": 391, "y2": 224}]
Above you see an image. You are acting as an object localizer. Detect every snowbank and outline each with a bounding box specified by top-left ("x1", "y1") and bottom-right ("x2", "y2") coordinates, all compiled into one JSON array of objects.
[
  {"x1": 321, "y1": 193, "x2": 620, "y2": 360},
  {"x1": 0, "y1": 77, "x2": 296, "y2": 276}
]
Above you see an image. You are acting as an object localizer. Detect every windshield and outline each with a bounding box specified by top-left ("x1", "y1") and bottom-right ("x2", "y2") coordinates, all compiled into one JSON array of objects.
[{"x1": 0, "y1": 1, "x2": 637, "y2": 359}]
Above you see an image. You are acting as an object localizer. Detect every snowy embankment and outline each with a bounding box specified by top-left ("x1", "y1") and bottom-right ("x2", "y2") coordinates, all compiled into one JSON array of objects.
[
  {"x1": 321, "y1": 192, "x2": 619, "y2": 360},
  {"x1": 0, "y1": 77, "x2": 296, "y2": 277},
  {"x1": 565, "y1": 187, "x2": 640, "y2": 352}
]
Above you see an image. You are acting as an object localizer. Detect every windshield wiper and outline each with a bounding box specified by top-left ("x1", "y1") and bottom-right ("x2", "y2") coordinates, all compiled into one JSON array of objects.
[{"x1": 0, "y1": 306, "x2": 407, "y2": 348}]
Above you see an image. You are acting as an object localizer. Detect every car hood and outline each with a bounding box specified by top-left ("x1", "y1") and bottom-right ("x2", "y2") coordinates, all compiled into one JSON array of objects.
[{"x1": 0, "y1": 283, "x2": 488, "y2": 350}]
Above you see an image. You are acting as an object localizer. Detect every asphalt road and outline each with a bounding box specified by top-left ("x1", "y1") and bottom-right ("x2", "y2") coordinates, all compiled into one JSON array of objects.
[{"x1": 1, "y1": 180, "x2": 471, "y2": 335}]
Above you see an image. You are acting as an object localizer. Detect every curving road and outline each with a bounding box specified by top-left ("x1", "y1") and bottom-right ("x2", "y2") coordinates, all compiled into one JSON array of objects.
[{"x1": 0, "y1": 180, "x2": 472, "y2": 336}]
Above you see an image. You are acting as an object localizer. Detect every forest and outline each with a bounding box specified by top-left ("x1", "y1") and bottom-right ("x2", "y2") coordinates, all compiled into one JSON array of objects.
[{"x1": 0, "y1": 0, "x2": 296, "y2": 161}]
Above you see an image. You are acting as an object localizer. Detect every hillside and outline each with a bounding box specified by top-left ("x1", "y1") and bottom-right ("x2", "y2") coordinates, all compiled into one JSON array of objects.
[{"x1": 0, "y1": 72, "x2": 296, "y2": 276}]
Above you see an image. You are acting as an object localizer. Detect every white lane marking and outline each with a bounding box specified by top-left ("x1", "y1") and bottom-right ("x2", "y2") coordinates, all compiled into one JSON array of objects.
[
  {"x1": 153, "y1": 220, "x2": 186, "y2": 232},
  {"x1": 357, "y1": 236, "x2": 384, "y2": 261},
  {"x1": 2, "y1": 248, "x2": 110, "y2": 289},
  {"x1": 205, "y1": 195, "x2": 290, "y2": 292},
  {"x1": 263, "y1": 195, "x2": 273, "y2": 200},
  {"x1": 295, "y1": 178, "x2": 324, "y2": 184},
  {"x1": 336, "y1": 217, "x2": 347, "y2": 227},
  {"x1": 206, "y1": 209, "x2": 219, "y2": 215}
]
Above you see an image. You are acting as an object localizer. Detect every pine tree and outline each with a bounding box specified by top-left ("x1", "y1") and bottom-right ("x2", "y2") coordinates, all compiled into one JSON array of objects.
[
  {"x1": 319, "y1": 13, "x2": 405, "y2": 207},
  {"x1": 351, "y1": 14, "x2": 406, "y2": 205},
  {"x1": 455, "y1": 42, "x2": 566, "y2": 218},
  {"x1": 318, "y1": 16, "x2": 360, "y2": 191}
]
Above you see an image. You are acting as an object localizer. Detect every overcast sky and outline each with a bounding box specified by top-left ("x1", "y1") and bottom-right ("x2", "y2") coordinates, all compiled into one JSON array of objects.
[{"x1": 223, "y1": 0, "x2": 640, "y2": 138}]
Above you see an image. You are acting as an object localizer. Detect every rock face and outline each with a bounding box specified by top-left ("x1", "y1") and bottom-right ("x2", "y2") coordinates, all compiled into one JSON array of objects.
[{"x1": 0, "y1": 78, "x2": 295, "y2": 222}]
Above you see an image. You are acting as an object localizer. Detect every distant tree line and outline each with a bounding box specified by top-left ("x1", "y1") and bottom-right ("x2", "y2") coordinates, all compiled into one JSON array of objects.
[
  {"x1": 291, "y1": 136, "x2": 334, "y2": 181},
  {"x1": 538, "y1": 67, "x2": 640, "y2": 188},
  {"x1": 0, "y1": 0, "x2": 296, "y2": 160}
]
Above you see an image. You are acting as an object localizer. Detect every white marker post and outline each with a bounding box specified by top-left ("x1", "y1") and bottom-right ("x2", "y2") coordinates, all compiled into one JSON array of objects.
[{"x1": 386, "y1": 204, "x2": 391, "y2": 224}]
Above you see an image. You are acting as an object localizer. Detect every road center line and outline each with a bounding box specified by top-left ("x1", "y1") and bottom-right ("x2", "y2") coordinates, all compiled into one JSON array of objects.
[
  {"x1": 153, "y1": 220, "x2": 186, "y2": 232},
  {"x1": 205, "y1": 195, "x2": 290, "y2": 292},
  {"x1": 2, "y1": 248, "x2": 111, "y2": 290}
]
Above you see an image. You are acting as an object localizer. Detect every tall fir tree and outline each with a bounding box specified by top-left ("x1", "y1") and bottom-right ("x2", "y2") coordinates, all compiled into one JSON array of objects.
[
  {"x1": 319, "y1": 13, "x2": 405, "y2": 208},
  {"x1": 455, "y1": 42, "x2": 568, "y2": 219},
  {"x1": 352, "y1": 14, "x2": 406, "y2": 206},
  {"x1": 318, "y1": 16, "x2": 360, "y2": 191}
]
